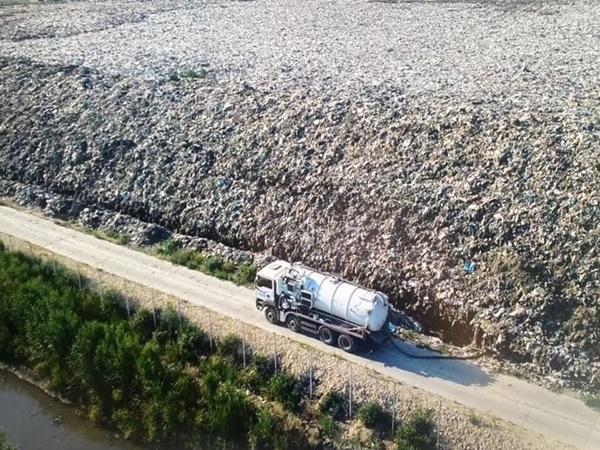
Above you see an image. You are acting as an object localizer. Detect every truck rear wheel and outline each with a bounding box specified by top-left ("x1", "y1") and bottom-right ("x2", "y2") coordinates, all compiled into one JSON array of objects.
[
  {"x1": 337, "y1": 334, "x2": 356, "y2": 352},
  {"x1": 318, "y1": 327, "x2": 336, "y2": 345},
  {"x1": 286, "y1": 315, "x2": 301, "y2": 333},
  {"x1": 265, "y1": 307, "x2": 278, "y2": 324}
]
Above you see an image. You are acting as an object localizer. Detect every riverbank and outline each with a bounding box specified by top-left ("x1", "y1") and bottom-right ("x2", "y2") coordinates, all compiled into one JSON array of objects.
[
  {"x1": 0, "y1": 362, "x2": 72, "y2": 405},
  {"x1": 0, "y1": 369, "x2": 146, "y2": 450}
]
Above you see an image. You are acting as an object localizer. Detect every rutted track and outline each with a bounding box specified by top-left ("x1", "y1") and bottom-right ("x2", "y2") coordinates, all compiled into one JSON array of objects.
[{"x1": 0, "y1": 205, "x2": 598, "y2": 449}]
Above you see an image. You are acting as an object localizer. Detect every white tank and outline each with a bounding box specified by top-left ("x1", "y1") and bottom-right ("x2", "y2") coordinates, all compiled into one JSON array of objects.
[{"x1": 295, "y1": 266, "x2": 389, "y2": 332}]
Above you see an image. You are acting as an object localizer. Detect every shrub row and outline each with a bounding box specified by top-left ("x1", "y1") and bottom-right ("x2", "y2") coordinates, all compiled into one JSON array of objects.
[
  {"x1": 0, "y1": 244, "x2": 305, "y2": 448},
  {"x1": 156, "y1": 239, "x2": 256, "y2": 286}
]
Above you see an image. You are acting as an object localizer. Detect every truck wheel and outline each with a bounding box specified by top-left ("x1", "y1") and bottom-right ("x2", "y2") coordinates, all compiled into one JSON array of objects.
[
  {"x1": 337, "y1": 334, "x2": 356, "y2": 352},
  {"x1": 286, "y1": 315, "x2": 301, "y2": 333},
  {"x1": 318, "y1": 327, "x2": 335, "y2": 345},
  {"x1": 265, "y1": 307, "x2": 278, "y2": 324}
]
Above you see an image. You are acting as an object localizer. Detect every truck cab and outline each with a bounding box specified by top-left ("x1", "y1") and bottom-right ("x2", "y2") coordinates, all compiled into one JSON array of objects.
[{"x1": 254, "y1": 260, "x2": 291, "y2": 315}]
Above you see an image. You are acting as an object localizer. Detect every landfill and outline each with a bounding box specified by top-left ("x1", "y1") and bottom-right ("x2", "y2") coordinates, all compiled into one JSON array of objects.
[{"x1": 0, "y1": 0, "x2": 598, "y2": 392}]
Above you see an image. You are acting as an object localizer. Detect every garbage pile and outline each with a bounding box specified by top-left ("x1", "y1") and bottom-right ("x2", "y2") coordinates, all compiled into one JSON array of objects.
[{"x1": 0, "y1": 54, "x2": 597, "y2": 391}]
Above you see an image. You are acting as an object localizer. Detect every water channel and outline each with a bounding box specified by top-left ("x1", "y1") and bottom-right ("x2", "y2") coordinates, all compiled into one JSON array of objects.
[{"x1": 0, "y1": 369, "x2": 146, "y2": 450}]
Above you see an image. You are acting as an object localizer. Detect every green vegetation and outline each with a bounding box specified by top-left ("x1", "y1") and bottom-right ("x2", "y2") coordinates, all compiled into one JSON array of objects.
[
  {"x1": 0, "y1": 433, "x2": 17, "y2": 450},
  {"x1": 357, "y1": 401, "x2": 388, "y2": 429},
  {"x1": 395, "y1": 409, "x2": 437, "y2": 450},
  {"x1": 156, "y1": 239, "x2": 256, "y2": 286},
  {"x1": 179, "y1": 68, "x2": 208, "y2": 79},
  {"x1": 317, "y1": 413, "x2": 338, "y2": 439},
  {"x1": 0, "y1": 243, "x2": 306, "y2": 447},
  {"x1": 102, "y1": 230, "x2": 130, "y2": 245},
  {"x1": 0, "y1": 242, "x2": 441, "y2": 450},
  {"x1": 265, "y1": 372, "x2": 303, "y2": 413},
  {"x1": 88, "y1": 228, "x2": 130, "y2": 245},
  {"x1": 319, "y1": 390, "x2": 346, "y2": 421},
  {"x1": 584, "y1": 393, "x2": 600, "y2": 411},
  {"x1": 217, "y1": 333, "x2": 244, "y2": 364}
]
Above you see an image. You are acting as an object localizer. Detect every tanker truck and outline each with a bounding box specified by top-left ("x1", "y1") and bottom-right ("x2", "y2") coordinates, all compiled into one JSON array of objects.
[{"x1": 255, "y1": 260, "x2": 390, "y2": 352}]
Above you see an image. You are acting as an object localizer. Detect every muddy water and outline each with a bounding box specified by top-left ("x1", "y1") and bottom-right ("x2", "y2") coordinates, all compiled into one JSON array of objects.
[{"x1": 0, "y1": 369, "x2": 146, "y2": 450}]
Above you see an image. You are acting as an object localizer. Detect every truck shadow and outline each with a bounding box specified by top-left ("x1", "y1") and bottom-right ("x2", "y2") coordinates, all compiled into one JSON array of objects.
[{"x1": 367, "y1": 339, "x2": 495, "y2": 387}]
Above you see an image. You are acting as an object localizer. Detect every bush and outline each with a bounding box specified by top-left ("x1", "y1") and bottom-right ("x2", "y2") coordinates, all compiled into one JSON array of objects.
[
  {"x1": 265, "y1": 373, "x2": 302, "y2": 412},
  {"x1": 240, "y1": 355, "x2": 275, "y2": 392},
  {"x1": 201, "y1": 356, "x2": 239, "y2": 396},
  {"x1": 318, "y1": 390, "x2": 346, "y2": 421},
  {"x1": 357, "y1": 401, "x2": 387, "y2": 429},
  {"x1": 0, "y1": 433, "x2": 17, "y2": 450},
  {"x1": 155, "y1": 306, "x2": 181, "y2": 343},
  {"x1": 174, "y1": 325, "x2": 211, "y2": 364},
  {"x1": 203, "y1": 382, "x2": 255, "y2": 437},
  {"x1": 249, "y1": 404, "x2": 310, "y2": 450},
  {"x1": 317, "y1": 414, "x2": 338, "y2": 439},
  {"x1": 217, "y1": 334, "x2": 243, "y2": 364},
  {"x1": 104, "y1": 230, "x2": 130, "y2": 245},
  {"x1": 157, "y1": 239, "x2": 180, "y2": 256},
  {"x1": 131, "y1": 309, "x2": 156, "y2": 342},
  {"x1": 395, "y1": 409, "x2": 437, "y2": 450},
  {"x1": 204, "y1": 255, "x2": 224, "y2": 274},
  {"x1": 233, "y1": 263, "x2": 257, "y2": 285},
  {"x1": 249, "y1": 405, "x2": 286, "y2": 450}
]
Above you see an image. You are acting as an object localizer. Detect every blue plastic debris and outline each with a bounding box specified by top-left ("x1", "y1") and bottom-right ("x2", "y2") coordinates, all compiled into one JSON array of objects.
[
  {"x1": 468, "y1": 223, "x2": 477, "y2": 236},
  {"x1": 464, "y1": 260, "x2": 476, "y2": 274}
]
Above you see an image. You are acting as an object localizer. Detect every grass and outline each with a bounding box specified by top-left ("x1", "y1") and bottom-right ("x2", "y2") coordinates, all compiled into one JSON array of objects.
[
  {"x1": 156, "y1": 239, "x2": 256, "y2": 286},
  {"x1": 91, "y1": 229, "x2": 130, "y2": 246},
  {"x1": 467, "y1": 412, "x2": 484, "y2": 427}
]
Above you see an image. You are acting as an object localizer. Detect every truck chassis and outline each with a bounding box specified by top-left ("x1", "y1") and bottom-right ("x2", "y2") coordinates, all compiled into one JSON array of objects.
[{"x1": 256, "y1": 295, "x2": 387, "y2": 352}]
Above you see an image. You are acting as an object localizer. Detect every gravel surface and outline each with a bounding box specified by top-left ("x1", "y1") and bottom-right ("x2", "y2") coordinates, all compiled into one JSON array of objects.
[{"x1": 0, "y1": 0, "x2": 598, "y2": 393}]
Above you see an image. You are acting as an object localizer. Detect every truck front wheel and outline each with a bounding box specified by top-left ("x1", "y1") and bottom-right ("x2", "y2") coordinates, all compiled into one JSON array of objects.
[
  {"x1": 265, "y1": 307, "x2": 279, "y2": 324},
  {"x1": 337, "y1": 334, "x2": 356, "y2": 352},
  {"x1": 286, "y1": 315, "x2": 301, "y2": 333},
  {"x1": 318, "y1": 327, "x2": 336, "y2": 345}
]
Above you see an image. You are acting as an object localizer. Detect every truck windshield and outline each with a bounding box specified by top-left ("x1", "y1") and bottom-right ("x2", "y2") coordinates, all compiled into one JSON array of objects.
[{"x1": 256, "y1": 277, "x2": 273, "y2": 289}]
